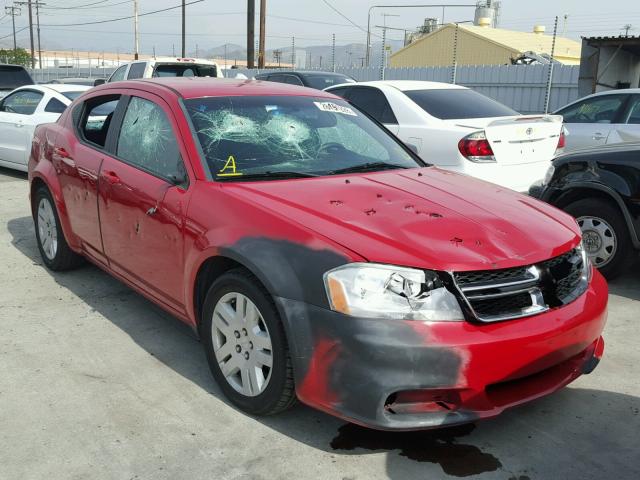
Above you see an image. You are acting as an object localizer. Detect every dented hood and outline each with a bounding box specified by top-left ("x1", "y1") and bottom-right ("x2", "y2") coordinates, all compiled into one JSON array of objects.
[{"x1": 224, "y1": 167, "x2": 581, "y2": 272}]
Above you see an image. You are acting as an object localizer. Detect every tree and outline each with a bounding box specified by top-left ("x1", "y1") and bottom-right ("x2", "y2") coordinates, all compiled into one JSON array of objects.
[{"x1": 0, "y1": 48, "x2": 34, "y2": 67}]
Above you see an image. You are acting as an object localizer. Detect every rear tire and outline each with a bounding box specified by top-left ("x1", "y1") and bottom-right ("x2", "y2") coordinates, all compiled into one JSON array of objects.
[
  {"x1": 201, "y1": 269, "x2": 296, "y2": 415},
  {"x1": 564, "y1": 198, "x2": 634, "y2": 280},
  {"x1": 33, "y1": 186, "x2": 84, "y2": 271}
]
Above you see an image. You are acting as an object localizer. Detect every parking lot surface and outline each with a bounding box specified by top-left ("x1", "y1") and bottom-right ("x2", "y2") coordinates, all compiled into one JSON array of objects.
[{"x1": 1, "y1": 167, "x2": 639, "y2": 480}]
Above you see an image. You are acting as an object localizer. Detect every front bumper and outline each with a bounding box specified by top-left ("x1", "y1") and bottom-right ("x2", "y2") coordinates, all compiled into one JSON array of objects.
[{"x1": 276, "y1": 269, "x2": 608, "y2": 430}]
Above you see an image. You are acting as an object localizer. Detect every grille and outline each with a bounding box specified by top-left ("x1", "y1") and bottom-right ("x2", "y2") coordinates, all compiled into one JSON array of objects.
[
  {"x1": 453, "y1": 248, "x2": 587, "y2": 323},
  {"x1": 471, "y1": 292, "x2": 533, "y2": 318}
]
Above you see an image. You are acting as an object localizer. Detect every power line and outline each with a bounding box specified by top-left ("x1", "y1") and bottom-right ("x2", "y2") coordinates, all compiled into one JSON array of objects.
[
  {"x1": 321, "y1": 0, "x2": 368, "y2": 34},
  {"x1": 41, "y1": 0, "x2": 133, "y2": 10},
  {"x1": 39, "y1": 0, "x2": 203, "y2": 27}
]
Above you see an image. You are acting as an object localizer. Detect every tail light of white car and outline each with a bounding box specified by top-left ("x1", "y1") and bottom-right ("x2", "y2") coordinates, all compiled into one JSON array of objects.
[
  {"x1": 458, "y1": 131, "x2": 496, "y2": 163},
  {"x1": 555, "y1": 127, "x2": 567, "y2": 156}
]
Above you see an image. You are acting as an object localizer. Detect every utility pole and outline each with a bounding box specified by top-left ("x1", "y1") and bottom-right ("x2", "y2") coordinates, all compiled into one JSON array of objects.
[
  {"x1": 247, "y1": 0, "x2": 255, "y2": 68},
  {"x1": 273, "y1": 49, "x2": 281, "y2": 67},
  {"x1": 35, "y1": 1, "x2": 43, "y2": 69},
  {"x1": 258, "y1": 0, "x2": 266, "y2": 68},
  {"x1": 181, "y1": 0, "x2": 186, "y2": 57},
  {"x1": 623, "y1": 24, "x2": 633, "y2": 36},
  {"x1": 133, "y1": 0, "x2": 139, "y2": 60},
  {"x1": 14, "y1": 1, "x2": 36, "y2": 68},
  {"x1": 27, "y1": 0, "x2": 34, "y2": 68},
  {"x1": 544, "y1": 16, "x2": 559, "y2": 114},
  {"x1": 4, "y1": 6, "x2": 20, "y2": 55}
]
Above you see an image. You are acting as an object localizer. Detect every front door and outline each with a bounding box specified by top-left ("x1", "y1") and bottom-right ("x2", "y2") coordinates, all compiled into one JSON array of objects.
[
  {"x1": 98, "y1": 93, "x2": 191, "y2": 312},
  {"x1": 0, "y1": 89, "x2": 44, "y2": 167}
]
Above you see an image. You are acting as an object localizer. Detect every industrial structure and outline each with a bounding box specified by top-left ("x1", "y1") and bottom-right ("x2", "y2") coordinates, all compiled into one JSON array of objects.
[{"x1": 390, "y1": 21, "x2": 581, "y2": 68}]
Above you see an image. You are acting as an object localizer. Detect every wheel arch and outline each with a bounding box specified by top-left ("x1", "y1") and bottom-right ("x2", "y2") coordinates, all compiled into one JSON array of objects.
[{"x1": 553, "y1": 182, "x2": 640, "y2": 249}]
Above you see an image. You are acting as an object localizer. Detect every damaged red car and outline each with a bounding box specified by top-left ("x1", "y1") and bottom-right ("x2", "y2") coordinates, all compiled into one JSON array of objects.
[{"x1": 28, "y1": 78, "x2": 607, "y2": 430}]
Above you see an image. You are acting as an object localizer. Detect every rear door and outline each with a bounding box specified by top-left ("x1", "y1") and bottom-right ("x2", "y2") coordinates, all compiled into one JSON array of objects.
[
  {"x1": 557, "y1": 94, "x2": 629, "y2": 151},
  {"x1": 0, "y1": 89, "x2": 45, "y2": 167},
  {"x1": 343, "y1": 86, "x2": 399, "y2": 134},
  {"x1": 54, "y1": 92, "x2": 122, "y2": 264},
  {"x1": 97, "y1": 92, "x2": 191, "y2": 312}
]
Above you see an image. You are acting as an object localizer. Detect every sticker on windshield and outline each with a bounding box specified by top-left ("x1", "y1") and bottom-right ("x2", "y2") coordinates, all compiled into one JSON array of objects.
[
  {"x1": 314, "y1": 101, "x2": 357, "y2": 116},
  {"x1": 217, "y1": 155, "x2": 243, "y2": 177}
]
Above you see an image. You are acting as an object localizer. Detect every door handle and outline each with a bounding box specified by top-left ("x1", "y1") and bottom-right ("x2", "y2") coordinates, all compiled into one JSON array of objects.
[
  {"x1": 101, "y1": 170, "x2": 121, "y2": 185},
  {"x1": 593, "y1": 132, "x2": 606, "y2": 140},
  {"x1": 15, "y1": 122, "x2": 24, "y2": 128}
]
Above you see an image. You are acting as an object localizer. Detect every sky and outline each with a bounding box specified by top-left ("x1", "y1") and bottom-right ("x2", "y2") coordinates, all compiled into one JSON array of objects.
[{"x1": 0, "y1": 0, "x2": 639, "y2": 56}]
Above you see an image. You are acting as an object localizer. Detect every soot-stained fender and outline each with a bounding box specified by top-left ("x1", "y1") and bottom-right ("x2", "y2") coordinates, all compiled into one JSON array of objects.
[{"x1": 277, "y1": 297, "x2": 467, "y2": 430}]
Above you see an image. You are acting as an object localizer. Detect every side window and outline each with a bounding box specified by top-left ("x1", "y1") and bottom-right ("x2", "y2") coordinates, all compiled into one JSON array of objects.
[
  {"x1": 116, "y1": 97, "x2": 183, "y2": 180},
  {"x1": 267, "y1": 74, "x2": 287, "y2": 84},
  {"x1": 1, "y1": 90, "x2": 44, "y2": 115},
  {"x1": 44, "y1": 98, "x2": 67, "y2": 114},
  {"x1": 559, "y1": 95, "x2": 626, "y2": 124},
  {"x1": 347, "y1": 87, "x2": 397, "y2": 125},
  {"x1": 127, "y1": 62, "x2": 147, "y2": 79},
  {"x1": 283, "y1": 74, "x2": 304, "y2": 86},
  {"x1": 78, "y1": 95, "x2": 120, "y2": 148},
  {"x1": 624, "y1": 96, "x2": 640, "y2": 125},
  {"x1": 109, "y1": 65, "x2": 127, "y2": 82}
]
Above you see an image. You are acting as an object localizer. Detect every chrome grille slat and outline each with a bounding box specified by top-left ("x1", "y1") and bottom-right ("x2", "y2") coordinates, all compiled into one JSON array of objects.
[{"x1": 453, "y1": 249, "x2": 587, "y2": 323}]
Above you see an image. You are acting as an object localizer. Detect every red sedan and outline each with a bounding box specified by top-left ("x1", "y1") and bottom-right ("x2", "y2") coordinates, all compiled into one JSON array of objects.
[{"x1": 28, "y1": 78, "x2": 607, "y2": 430}]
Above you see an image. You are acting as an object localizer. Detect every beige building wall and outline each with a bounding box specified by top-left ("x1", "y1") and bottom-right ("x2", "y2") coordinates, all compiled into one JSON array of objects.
[{"x1": 391, "y1": 25, "x2": 520, "y2": 67}]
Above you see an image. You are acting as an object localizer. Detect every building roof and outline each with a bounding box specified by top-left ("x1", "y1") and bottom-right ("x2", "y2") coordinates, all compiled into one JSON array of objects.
[{"x1": 391, "y1": 24, "x2": 582, "y2": 64}]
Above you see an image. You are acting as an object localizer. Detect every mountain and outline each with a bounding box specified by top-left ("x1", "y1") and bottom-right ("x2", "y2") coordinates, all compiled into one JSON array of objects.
[{"x1": 193, "y1": 39, "x2": 405, "y2": 69}]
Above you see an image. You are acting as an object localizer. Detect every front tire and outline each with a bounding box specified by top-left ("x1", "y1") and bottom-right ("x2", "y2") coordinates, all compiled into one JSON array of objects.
[
  {"x1": 33, "y1": 187, "x2": 84, "y2": 271},
  {"x1": 564, "y1": 198, "x2": 633, "y2": 279},
  {"x1": 201, "y1": 269, "x2": 296, "y2": 415}
]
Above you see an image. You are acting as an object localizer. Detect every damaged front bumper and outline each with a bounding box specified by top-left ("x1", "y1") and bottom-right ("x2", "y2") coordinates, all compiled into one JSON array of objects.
[{"x1": 276, "y1": 269, "x2": 608, "y2": 431}]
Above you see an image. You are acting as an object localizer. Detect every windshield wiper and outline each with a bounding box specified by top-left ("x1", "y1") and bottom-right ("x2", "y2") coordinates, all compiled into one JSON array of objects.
[
  {"x1": 328, "y1": 162, "x2": 410, "y2": 175},
  {"x1": 216, "y1": 171, "x2": 319, "y2": 181}
]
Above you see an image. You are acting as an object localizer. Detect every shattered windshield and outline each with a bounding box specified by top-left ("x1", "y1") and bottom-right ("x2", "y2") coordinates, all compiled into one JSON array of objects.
[{"x1": 184, "y1": 95, "x2": 421, "y2": 181}]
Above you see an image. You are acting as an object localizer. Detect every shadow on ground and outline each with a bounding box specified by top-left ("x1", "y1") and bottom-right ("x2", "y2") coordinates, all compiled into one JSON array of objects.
[
  {"x1": 7, "y1": 214, "x2": 640, "y2": 479},
  {"x1": 0, "y1": 166, "x2": 28, "y2": 182}
]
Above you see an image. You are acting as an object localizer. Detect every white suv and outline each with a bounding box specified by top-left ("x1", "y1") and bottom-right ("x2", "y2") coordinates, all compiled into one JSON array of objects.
[{"x1": 95, "y1": 57, "x2": 223, "y2": 85}]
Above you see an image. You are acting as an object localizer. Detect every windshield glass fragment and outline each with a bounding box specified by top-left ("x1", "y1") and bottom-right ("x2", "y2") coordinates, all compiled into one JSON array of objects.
[{"x1": 184, "y1": 95, "x2": 421, "y2": 181}]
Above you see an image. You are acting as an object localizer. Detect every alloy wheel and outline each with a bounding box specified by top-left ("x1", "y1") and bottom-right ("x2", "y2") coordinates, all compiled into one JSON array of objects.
[
  {"x1": 577, "y1": 215, "x2": 617, "y2": 268},
  {"x1": 211, "y1": 292, "x2": 273, "y2": 397},
  {"x1": 37, "y1": 197, "x2": 58, "y2": 261}
]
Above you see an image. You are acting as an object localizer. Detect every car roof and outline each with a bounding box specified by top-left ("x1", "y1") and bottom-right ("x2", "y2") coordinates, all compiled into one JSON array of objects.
[
  {"x1": 333, "y1": 80, "x2": 468, "y2": 91},
  {"x1": 13, "y1": 84, "x2": 91, "y2": 94},
  {"x1": 39, "y1": 84, "x2": 92, "y2": 93},
  {"x1": 94, "y1": 77, "x2": 339, "y2": 100},
  {"x1": 588, "y1": 88, "x2": 640, "y2": 96}
]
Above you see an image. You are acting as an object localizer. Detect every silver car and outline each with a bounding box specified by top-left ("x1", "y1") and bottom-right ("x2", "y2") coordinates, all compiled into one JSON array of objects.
[{"x1": 555, "y1": 89, "x2": 640, "y2": 151}]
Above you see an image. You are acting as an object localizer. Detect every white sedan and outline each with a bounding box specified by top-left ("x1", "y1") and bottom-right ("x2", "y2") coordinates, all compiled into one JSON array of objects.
[
  {"x1": 326, "y1": 81, "x2": 565, "y2": 193},
  {"x1": 0, "y1": 84, "x2": 90, "y2": 172},
  {"x1": 554, "y1": 88, "x2": 640, "y2": 152}
]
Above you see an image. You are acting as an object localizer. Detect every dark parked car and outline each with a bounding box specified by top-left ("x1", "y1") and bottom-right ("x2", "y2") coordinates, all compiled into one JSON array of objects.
[
  {"x1": 530, "y1": 143, "x2": 640, "y2": 279},
  {"x1": 0, "y1": 64, "x2": 35, "y2": 99},
  {"x1": 253, "y1": 70, "x2": 356, "y2": 90}
]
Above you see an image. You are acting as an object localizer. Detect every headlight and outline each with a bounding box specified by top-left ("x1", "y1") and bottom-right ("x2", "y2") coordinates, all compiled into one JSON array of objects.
[
  {"x1": 577, "y1": 239, "x2": 592, "y2": 282},
  {"x1": 543, "y1": 164, "x2": 555, "y2": 185},
  {"x1": 324, "y1": 263, "x2": 464, "y2": 321}
]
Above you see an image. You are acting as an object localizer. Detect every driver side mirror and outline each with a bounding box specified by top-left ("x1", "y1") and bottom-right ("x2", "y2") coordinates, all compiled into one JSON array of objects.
[
  {"x1": 406, "y1": 143, "x2": 419, "y2": 155},
  {"x1": 93, "y1": 78, "x2": 106, "y2": 87}
]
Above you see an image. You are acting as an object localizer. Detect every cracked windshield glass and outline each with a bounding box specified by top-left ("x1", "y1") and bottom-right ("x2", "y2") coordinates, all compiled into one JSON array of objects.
[{"x1": 185, "y1": 95, "x2": 422, "y2": 180}]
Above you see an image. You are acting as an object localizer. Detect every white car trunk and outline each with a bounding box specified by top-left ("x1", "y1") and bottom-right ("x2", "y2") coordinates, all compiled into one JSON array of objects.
[{"x1": 446, "y1": 115, "x2": 563, "y2": 165}]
